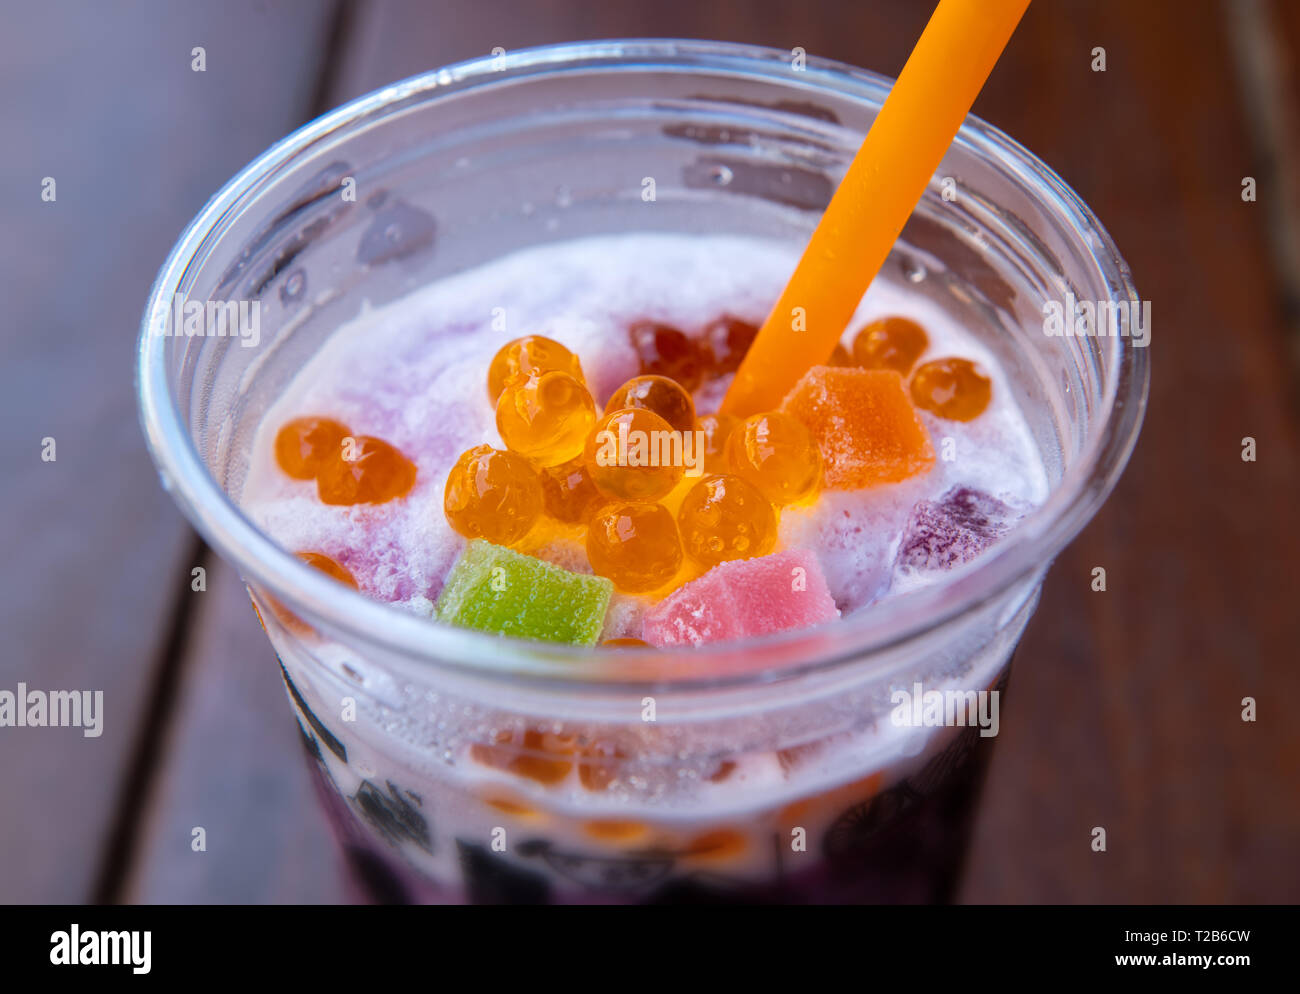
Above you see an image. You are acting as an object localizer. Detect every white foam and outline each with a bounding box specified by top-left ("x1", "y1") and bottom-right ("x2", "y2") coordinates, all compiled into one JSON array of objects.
[{"x1": 242, "y1": 233, "x2": 1048, "y2": 617}]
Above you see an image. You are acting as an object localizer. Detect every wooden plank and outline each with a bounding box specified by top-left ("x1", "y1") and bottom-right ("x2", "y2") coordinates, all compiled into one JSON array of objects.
[
  {"x1": 0, "y1": 0, "x2": 339, "y2": 902},
  {"x1": 960, "y1": 0, "x2": 1300, "y2": 902},
  {"x1": 328, "y1": 0, "x2": 931, "y2": 103},
  {"x1": 121, "y1": 560, "x2": 349, "y2": 904}
]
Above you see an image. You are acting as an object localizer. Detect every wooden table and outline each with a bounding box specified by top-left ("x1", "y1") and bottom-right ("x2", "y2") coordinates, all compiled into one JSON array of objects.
[{"x1": 2, "y1": 0, "x2": 1297, "y2": 904}]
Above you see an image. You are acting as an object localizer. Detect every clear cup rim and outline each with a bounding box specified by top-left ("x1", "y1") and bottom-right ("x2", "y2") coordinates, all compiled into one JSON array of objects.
[{"x1": 136, "y1": 38, "x2": 1149, "y2": 692}]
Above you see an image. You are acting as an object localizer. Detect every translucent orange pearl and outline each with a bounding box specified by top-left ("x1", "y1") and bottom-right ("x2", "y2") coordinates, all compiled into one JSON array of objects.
[
  {"x1": 698, "y1": 413, "x2": 738, "y2": 474},
  {"x1": 910, "y1": 357, "x2": 992, "y2": 421},
  {"x1": 677, "y1": 474, "x2": 777, "y2": 568},
  {"x1": 605, "y1": 375, "x2": 696, "y2": 434},
  {"x1": 487, "y1": 335, "x2": 585, "y2": 404},
  {"x1": 725, "y1": 411, "x2": 822, "y2": 505},
  {"x1": 701, "y1": 315, "x2": 758, "y2": 374},
  {"x1": 297, "y1": 551, "x2": 358, "y2": 588},
  {"x1": 275, "y1": 416, "x2": 350, "y2": 480},
  {"x1": 628, "y1": 321, "x2": 704, "y2": 390},
  {"x1": 496, "y1": 370, "x2": 596, "y2": 467},
  {"x1": 443, "y1": 444, "x2": 543, "y2": 546},
  {"x1": 852, "y1": 316, "x2": 929, "y2": 374},
  {"x1": 583, "y1": 820, "x2": 647, "y2": 841},
  {"x1": 539, "y1": 455, "x2": 602, "y2": 524},
  {"x1": 470, "y1": 728, "x2": 575, "y2": 785},
  {"x1": 317, "y1": 435, "x2": 416, "y2": 505},
  {"x1": 577, "y1": 739, "x2": 628, "y2": 791},
  {"x1": 827, "y1": 342, "x2": 853, "y2": 367},
  {"x1": 684, "y1": 828, "x2": 747, "y2": 861},
  {"x1": 584, "y1": 408, "x2": 685, "y2": 502},
  {"x1": 587, "y1": 502, "x2": 683, "y2": 593}
]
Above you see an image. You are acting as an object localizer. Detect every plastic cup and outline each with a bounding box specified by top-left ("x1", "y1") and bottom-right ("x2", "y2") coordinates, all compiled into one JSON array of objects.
[{"x1": 137, "y1": 40, "x2": 1147, "y2": 904}]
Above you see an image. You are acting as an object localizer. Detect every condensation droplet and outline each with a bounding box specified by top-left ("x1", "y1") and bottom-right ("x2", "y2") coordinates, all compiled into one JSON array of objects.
[
  {"x1": 901, "y1": 257, "x2": 928, "y2": 283},
  {"x1": 279, "y1": 268, "x2": 306, "y2": 303},
  {"x1": 555, "y1": 185, "x2": 573, "y2": 208},
  {"x1": 709, "y1": 164, "x2": 733, "y2": 186},
  {"x1": 521, "y1": 201, "x2": 535, "y2": 217}
]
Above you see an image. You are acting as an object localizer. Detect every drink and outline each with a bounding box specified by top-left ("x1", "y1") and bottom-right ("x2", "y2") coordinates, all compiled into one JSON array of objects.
[
  {"x1": 244, "y1": 233, "x2": 1039, "y2": 902},
  {"x1": 137, "y1": 41, "x2": 1147, "y2": 904}
]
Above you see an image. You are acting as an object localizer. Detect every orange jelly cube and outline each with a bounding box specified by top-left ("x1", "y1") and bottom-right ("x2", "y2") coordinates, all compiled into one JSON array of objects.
[{"x1": 780, "y1": 366, "x2": 934, "y2": 489}]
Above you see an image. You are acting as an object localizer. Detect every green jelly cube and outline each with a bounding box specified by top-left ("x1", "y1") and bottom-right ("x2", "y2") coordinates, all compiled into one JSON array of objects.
[{"x1": 434, "y1": 540, "x2": 613, "y2": 646}]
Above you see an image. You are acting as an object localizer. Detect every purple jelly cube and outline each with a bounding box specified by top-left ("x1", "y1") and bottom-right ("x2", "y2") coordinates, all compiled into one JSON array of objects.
[
  {"x1": 642, "y1": 549, "x2": 840, "y2": 648},
  {"x1": 895, "y1": 487, "x2": 1018, "y2": 573}
]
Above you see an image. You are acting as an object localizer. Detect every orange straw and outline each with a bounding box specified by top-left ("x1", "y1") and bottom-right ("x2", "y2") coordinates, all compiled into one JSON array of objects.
[{"x1": 721, "y1": 0, "x2": 1031, "y2": 417}]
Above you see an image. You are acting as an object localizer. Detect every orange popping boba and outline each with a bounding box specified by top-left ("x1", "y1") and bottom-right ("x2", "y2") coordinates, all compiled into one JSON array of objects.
[
  {"x1": 297, "y1": 551, "x2": 358, "y2": 588},
  {"x1": 584, "y1": 408, "x2": 684, "y2": 502},
  {"x1": 910, "y1": 357, "x2": 992, "y2": 421},
  {"x1": 628, "y1": 321, "x2": 705, "y2": 391},
  {"x1": 698, "y1": 412, "x2": 738, "y2": 473},
  {"x1": 496, "y1": 370, "x2": 596, "y2": 466},
  {"x1": 275, "y1": 416, "x2": 350, "y2": 480},
  {"x1": 587, "y1": 501, "x2": 683, "y2": 593},
  {"x1": 604, "y1": 375, "x2": 696, "y2": 434},
  {"x1": 443, "y1": 444, "x2": 543, "y2": 546},
  {"x1": 317, "y1": 435, "x2": 416, "y2": 505},
  {"x1": 724, "y1": 410, "x2": 822, "y2": 505},
  {"x1": 677, "y1": 474, "x2": 777, "y2": 568},
  {"x1": 487, "y1": 335, "x2": 585, "y2": 403},
  {"x1": 852, "y1": 316, "x2": 929, "y2": 374},
  {"x1": 538, "y1": 455, "x2": 602, "y2": 524}
]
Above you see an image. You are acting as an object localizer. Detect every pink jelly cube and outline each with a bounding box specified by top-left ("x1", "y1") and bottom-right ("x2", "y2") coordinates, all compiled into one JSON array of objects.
[{"x1": 642, "y1": 550, "x2": 839, "y2": 647}]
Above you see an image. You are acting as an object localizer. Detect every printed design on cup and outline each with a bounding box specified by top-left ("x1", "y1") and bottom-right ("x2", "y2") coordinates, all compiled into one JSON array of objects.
[
  {"x1": 504, "y1": 839, "x2": 755, "y2": 904},
  {"x1": 277, "y1": 655, "x2": 433, "y2": 857},
  {"x1": 296, "y1": 717, "x2": 324, "y2": 765},
  {"x1": 353, "y1": 780, "x2": 432, "y2": 854},
  {"x1": 514, "y1": 838, "x2": 677, "y2": 894},
  {"x1": 278, "y1": 661, "x2": 347, "y2": 762},
  {"x1": 641, "y1": 874, "x2": 753, "y2": 905},
  {"x1": 823, "y1": 723, "x2": 981, "y2": 865},
  {"x1": 456, "y1": 840, "x2": 551, "y2": 905}
]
